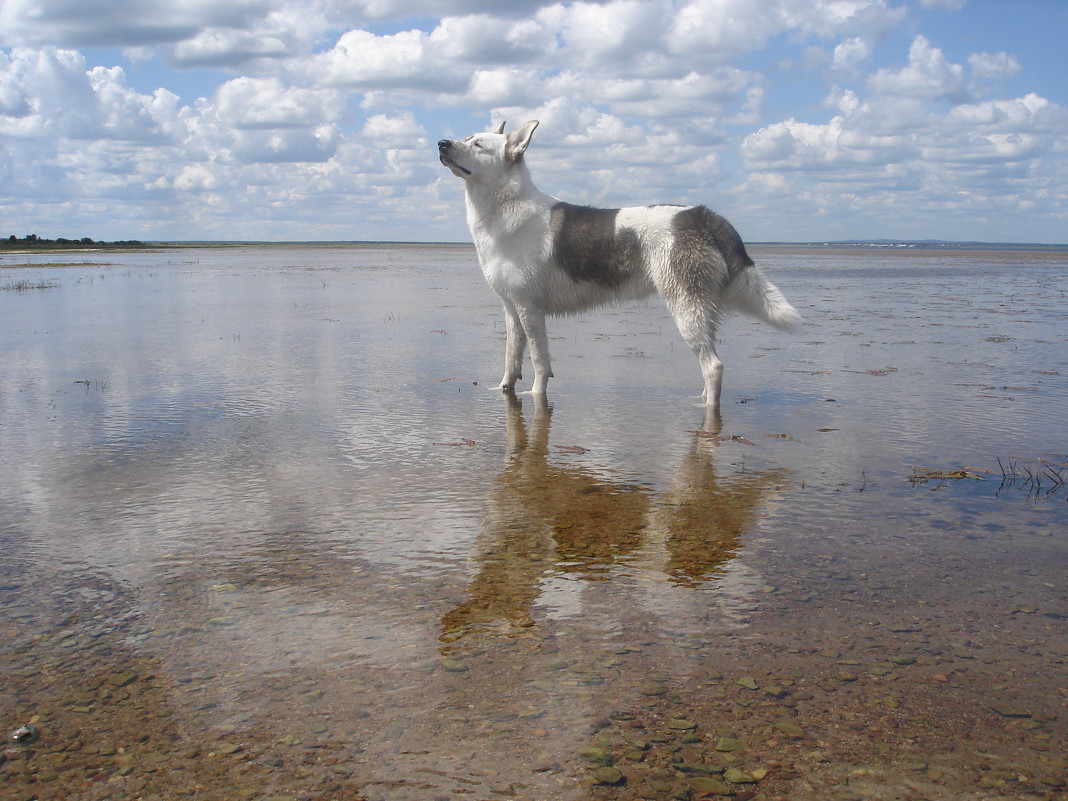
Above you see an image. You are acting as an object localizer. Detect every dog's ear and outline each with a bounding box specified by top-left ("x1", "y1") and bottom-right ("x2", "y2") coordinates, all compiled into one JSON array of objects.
[
  {"x1": 505, "y1": 120, "x2": 539, "y2": 163},
  {"x1": 493, "y1": 121, "x2": 506, "y2": 134}
]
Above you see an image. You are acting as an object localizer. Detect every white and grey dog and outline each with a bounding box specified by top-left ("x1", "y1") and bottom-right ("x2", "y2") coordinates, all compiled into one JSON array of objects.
[{"x1": 438, "y1": 120, "x2": 802, "y2": 410}]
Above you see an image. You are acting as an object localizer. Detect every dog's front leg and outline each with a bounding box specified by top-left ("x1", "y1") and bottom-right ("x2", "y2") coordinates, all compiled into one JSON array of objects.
[
  {"x1": 517, "y1": 306, "x2": 553, "y2": 395},
  {"x1": 500, "y1": 301, "x2": 527, "y2": 391}
]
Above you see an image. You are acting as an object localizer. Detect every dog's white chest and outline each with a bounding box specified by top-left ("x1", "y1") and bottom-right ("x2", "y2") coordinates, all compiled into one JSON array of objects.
[{"x1": 467, "y1": 196, "x2": 551, "y2": 289}]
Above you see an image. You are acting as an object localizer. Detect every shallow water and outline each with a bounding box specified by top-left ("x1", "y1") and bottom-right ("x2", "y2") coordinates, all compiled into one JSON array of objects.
[{"x1": 1, "y1": 244, "x2": 1066, "y2": 800}]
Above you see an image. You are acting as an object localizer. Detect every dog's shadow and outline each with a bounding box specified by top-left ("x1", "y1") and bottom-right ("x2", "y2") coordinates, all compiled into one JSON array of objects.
[{"x1": 440, "y1": 395, "x2": 785, "y2": 641}]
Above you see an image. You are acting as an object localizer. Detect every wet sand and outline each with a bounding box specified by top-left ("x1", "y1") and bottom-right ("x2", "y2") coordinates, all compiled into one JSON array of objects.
[{"x1": 2, "y1": 244, "x2": 1066, "y2": 800}]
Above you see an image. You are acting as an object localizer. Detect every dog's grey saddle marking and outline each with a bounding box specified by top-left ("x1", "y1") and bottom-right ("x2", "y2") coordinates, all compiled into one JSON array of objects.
[{"x1": 549, "y1": 203, "x2": 642, "y2": 289}]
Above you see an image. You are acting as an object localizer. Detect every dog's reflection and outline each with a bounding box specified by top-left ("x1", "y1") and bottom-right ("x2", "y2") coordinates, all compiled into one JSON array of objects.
[{"x1": 441, "y1": 396, "x2": 784, "y2": 640}]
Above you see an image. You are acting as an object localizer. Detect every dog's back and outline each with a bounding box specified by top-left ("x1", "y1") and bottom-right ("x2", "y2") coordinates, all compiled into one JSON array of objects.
[{"x1": 542, "y1": 201, "x2": 800, "y2": 331}]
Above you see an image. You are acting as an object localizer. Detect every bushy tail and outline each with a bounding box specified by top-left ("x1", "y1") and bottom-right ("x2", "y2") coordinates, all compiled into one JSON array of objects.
[{"x1": 722, "y1": 265, "x2": 803, "y2": 332}]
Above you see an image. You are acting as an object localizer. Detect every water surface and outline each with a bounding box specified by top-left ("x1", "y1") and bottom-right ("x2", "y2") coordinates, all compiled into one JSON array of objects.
[{"x1": 2, "y1": 244, "x2": 1066, "y2": 800}]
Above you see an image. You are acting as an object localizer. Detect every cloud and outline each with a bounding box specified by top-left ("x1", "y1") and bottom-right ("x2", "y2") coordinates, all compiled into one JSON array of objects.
[
  {"x1": 742, "y1": 34, "x2": 1057, "y2": 177},
  {"x1": 556, "y1": 0, "x2": 666, "y2": 67},
  {"x1": 917, "y1": 0, "x2": 966, "y2": 9},
  {"x1": 89, "y1": 67, "x2": 183, "y2": 142},
  {"x1": 868, "y1": 35, "x2": 970, "y2": 100},
  {"x1": 865, "y1": 35, "x2": 1019, "y2": 105},
  {"x1": 170, "y1": 27, "x2": 298, "y2": 68},
  {"x1": 229, "y1": 125, "x2": 339, "y2": 163},
  {"x1": 744, "y1": 85, "x2": 1066, "y2": 178},
  {"x1": 737, "y1": 34, "x2": 1068, "y2": 240},
  {"x1": 310, "y1": 29, "x2": 449, "y2": 90},
  {"x1": 0, "y1": 48, "x2": 183, "y2": 143},
  {"x1": 428, "y1": 13, "x2": 557, "y2": 65},
  {"x1": 0, "y1": 0, "x2": 262, "y2": 48},
  {"x1": 832, "y1": 37, "x2": 872, "y2": 71},
  {"x1": 214, "y1": 77, "x2": 340, "y2": 129},
  {"x1": 966, "y1": 50, "x2": 1021, "y2": 87},
  {"x1": 668, "y1": 0, "x2": 904, "y2": 61},
  {"x1": 361, "y1": 111, "x2": 424, "y2": 146}
]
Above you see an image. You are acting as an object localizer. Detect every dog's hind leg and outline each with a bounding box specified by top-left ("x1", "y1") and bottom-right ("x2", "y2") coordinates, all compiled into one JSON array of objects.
[
  {"x1": 664, "y1": 298, "x2": 724, "y2": 409},
  {"x1": 700, "y1": 350, "x2": 724, "y2": 410},
  {"x1": 690, "y1": 334, "x2": 724, "y2": 410},
  {"x1": 500, "y1": 301, "x2": 527, "y2": 391}
]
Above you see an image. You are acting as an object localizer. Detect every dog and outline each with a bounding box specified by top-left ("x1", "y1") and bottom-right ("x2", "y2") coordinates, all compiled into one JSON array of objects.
[{"x1": 438, "y1": 120, "x2": 802, "y2": 410}]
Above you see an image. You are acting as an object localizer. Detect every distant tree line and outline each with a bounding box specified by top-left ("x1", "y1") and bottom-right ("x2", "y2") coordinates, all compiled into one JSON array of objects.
[{"x1": 3, "y1": 233, "x2": 147, "y2": 249}]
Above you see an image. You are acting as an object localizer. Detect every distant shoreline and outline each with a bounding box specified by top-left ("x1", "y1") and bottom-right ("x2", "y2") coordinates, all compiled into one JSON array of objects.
[
  {"x1": 2, "y1": 237, "x2": 149, "y2": 251},
  {"x1": 753, "y1": 240, "x2": 1068, "y2": 252},
  {"x1": 3, "y1": 239, "x2": 1066, "y2": 254},
  {"x1": 156, "y1": 239, "x2": 1068, "y2": 251}
]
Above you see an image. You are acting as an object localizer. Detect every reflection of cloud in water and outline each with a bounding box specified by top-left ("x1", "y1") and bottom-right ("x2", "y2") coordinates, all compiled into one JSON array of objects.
[{"x1": 442, "y1": 395, "x2": 786, "y2": 642}]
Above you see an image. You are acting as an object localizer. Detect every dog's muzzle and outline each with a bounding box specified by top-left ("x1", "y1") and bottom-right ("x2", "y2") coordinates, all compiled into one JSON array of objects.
[{"x1": 438, "y1": 140, "x2": 470, "y2": 175}]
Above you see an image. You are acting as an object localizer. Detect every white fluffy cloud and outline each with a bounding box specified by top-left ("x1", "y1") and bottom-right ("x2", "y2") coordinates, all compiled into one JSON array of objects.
[
  {"x1": 741, "y1": 40, "x2": 1060, "y2": 175},
  {"x1": 737, "y1": 33, "x2": 1067, "y2": 240},
  {"x1": 1, "y1": 1, "x2": 1066, "y2": 242},
  {"x1": 215, "y1": 77, "x2": 340, "y2": 129},
  {"x1": 0, "y1": 0, "x2": 264, "y2": 48}
]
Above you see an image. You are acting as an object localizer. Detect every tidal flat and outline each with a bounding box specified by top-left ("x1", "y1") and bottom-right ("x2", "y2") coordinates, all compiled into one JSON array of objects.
[{"x1": 1, "y1": 243, "x2": 1066, "y2": 800}]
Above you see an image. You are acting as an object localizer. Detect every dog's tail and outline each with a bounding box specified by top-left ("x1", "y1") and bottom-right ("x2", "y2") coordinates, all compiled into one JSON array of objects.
[{"x1": 722, "y1": 265, "x2": 803, "y2": 332}]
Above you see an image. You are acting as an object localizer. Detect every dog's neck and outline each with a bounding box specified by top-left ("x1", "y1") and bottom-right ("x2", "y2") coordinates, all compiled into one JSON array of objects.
[{"x1": 464, "y1": 159, "x2": 551, "y2": 236}]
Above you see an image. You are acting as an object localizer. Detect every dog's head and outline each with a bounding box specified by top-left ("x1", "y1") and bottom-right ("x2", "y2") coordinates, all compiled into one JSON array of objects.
[{"x1": 437, "y1": 120, "x2": 539, "y2": 186}]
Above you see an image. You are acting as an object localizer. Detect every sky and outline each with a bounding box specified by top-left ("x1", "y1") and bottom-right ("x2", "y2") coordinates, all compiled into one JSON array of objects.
[{"x1": 1, "y1": 0, "x2": 1066, "y2": 244}]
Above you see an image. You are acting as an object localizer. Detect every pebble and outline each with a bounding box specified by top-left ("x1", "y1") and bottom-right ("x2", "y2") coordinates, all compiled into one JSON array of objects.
[
  {"x1": 9, "y1": 724, "x2": 37, "y2": 743},
  {"x1": 887, "y1": 622, "x2": 922, "y2": 632},
  {"x1": 713, "y1": 736, "x2": 747, "y2": 752},
  {"x1": 774, "y1": 721, "x2": 806, "y2": 739},
  {"x1": 1039, "y1": 772, "x2": 1066, "y2": 788},
  {"x1": 108, "y1": 671, "x2": 139, "y2": 687},
  {"x1": 723, "y1": 767, "x2": 757, "y2": 784},
  {"x1": 668, "y1": 719, "x2": 697, "y2": 731},
  {"x1": 592, "y1": 765, "x2": 625, "y2": 785},
  {"x1": 677, "y1": 762, "x2": 723, "y2": 775},
  {"x1": 577, "y1": 746, "x2": 614, "y2": 765},
  {"x1": 989, "y1": 704, "x2": 1031, "y2": 718},
  {"x1": 688, "y1": 776, "x2": 732, "y2": 795}
]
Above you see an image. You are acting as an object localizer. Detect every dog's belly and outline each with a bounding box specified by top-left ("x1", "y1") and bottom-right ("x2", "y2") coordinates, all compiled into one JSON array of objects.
[
  {"x1": 480, "y1": 254, "x2": 655, "y2": 315},
  {"x1": 539, "y1": 266, "x2": 656, "y2": 315}
]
